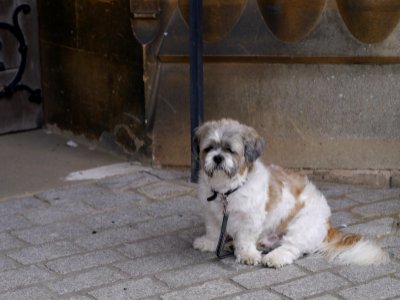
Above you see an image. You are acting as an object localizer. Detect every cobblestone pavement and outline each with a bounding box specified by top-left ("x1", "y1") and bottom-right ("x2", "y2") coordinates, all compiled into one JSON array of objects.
[{"x1": 1, "y1": 164, "x2": 400, "y2": 299}]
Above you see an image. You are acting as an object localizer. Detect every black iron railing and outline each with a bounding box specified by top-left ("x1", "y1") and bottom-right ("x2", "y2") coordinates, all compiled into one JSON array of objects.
[{"x1": 0, "y1": 4, "x2": 41, "y2": 104}]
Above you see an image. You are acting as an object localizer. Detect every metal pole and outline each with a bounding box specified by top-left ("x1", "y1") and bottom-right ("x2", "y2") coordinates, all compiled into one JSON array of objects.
[{"x1": 190, "y1": 0, "x2": 204, "y2": 183}]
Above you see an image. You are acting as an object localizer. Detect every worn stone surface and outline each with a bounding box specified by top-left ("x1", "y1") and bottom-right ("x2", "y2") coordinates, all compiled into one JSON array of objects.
[
  {"x1": 12, "y1": 222, "x2": 89, "y2": 245},
  {"x1": 8, "y1": 241, "x2": 83, "y2": 265},
  {"x1": 0, "y1": 256, "x2": 19, "y2": 272},
  {"x1": 45, "y1": 267, "x2": 124, "y2": 295},
  {"x1": 0, "y1": 266, "x2": 54, "y2": 293},
  {"x1": 0, "y1": 232, "x2": 25, "y2": 251},
  {"x1": 0, "y1": 169, "x2": 399, "y2": 299},
  {"x1": 339, "y1": 277, "x2": 400, "y2": 300},
  {"x1": 232, "y1": 265, "x2": 306, "y2": 289},
  {"x1": 336, "y1": 262, "x2": 400, "y2": 284},
  {"x1": 161, "y1": 280, "x2": 243, "y2": 300},
  {"x1": 88, "y1": 277, "x2": 169, "y2": 300},
  {"x1": 272, "y1": 272, "x2": 349, "y2": 299},
  {"x1": 137, "y1": 181, "x2": 194, "y2": 200},
  {"x1": 45, "y1": 249, "x2": 125, "y2": 274},
  {"x1": 295, "y1": 255, "x2": 334, "y2": 273},
  {"x1": 0, "y1": 286, "x2": 56, "y2": 300},
  {"x1": 352, "y1": 199, "x2": 400, "y2": 218},
  {"x1": 343, "y1": 217, "x2": 394, "y2": 237}
]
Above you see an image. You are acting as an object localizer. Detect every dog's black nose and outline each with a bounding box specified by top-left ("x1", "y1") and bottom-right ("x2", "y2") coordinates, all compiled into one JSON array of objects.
[{"x1": 213, "y1": 155, "x2": 224, "y2": 164}]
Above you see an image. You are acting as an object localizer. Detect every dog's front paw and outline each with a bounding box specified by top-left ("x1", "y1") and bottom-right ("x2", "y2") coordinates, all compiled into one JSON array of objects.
[
  {"x1": 262, "y1": 248, "x2": 295, "y2": 268},
  {"x1": 236, "y1": 250, "x2": 262, "y2": 266},
  {"x1": 193, "y1": 236, "x2": 217, "y2": 252}
]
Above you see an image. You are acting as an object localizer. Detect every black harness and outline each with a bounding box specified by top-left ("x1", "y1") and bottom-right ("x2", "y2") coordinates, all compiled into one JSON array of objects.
[{"x1": 207, "y1": 185, "x2": 242, "y2": 259}]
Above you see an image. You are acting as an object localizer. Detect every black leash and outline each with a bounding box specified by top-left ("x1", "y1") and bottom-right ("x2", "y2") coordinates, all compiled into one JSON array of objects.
[{"x1": 207, "y1": 186, "x2": 242, "y2": 259}]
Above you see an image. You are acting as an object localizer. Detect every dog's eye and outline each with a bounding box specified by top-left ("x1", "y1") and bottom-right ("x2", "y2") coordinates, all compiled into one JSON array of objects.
[
  {"x1": 225, "y1": 147, "x2": 234, "y2": 154},
  {"x1": 204, "y1": 146, "x2": 213, "y2": 153}
]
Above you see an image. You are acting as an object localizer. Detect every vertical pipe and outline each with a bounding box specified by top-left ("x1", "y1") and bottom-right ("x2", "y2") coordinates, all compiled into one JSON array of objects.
[{"x1": 190, "y1": 0, "x2": 204, "y2": 183}]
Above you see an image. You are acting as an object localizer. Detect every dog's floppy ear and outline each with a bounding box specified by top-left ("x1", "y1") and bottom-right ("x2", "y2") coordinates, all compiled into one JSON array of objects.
[
  {"x1": 193, "y1": 122, "x2": 211, "y2": 157},
  {"x1": 243, "y1": 126, "x2": 265, "y2": 163}
]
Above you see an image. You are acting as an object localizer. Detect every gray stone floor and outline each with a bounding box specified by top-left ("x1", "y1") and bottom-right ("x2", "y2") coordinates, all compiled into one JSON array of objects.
[{"x1": 1, "y1": 165, "x2": 400, "y2": 299}]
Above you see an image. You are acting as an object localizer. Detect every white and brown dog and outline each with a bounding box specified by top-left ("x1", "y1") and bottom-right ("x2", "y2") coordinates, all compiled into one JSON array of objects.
[{"x1": 193, "y1": 119, "x2": 389, "y2": 268}]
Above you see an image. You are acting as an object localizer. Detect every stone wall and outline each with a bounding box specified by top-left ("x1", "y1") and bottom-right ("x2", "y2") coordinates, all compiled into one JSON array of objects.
[{"x1": 139, "y1": 0, "x2": 400, "y2": 187}]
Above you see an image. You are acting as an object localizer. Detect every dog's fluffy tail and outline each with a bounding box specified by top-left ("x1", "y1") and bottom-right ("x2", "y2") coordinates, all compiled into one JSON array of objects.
[{"x1": 321, "y1": 225, "x2": 389, "y2": 266}]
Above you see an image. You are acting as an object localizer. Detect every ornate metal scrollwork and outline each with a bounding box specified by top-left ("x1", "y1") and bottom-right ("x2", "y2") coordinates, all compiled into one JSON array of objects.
[{"x1": 0, "y1": 4, "x2": 42, "y2": 104}]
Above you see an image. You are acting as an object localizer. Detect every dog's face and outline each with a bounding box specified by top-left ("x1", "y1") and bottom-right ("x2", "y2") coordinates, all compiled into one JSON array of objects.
[{"x1": 196, "y1": 119, "x2": 264, "y2": 179}]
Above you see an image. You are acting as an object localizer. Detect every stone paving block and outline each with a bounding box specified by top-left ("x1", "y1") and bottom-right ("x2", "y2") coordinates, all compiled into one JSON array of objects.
[
  {"x1": 0, "y1": 256, "x2": 19, "y2": 272},
  {"x1": 137, "y1": 181, "x2": 194, "y2": 201},
  {"x1": 0, "y1": 265, "x2": 53, "y2": 293},
  {"x1": 37, "y1": 183, "x2": 146, "y2": 209},
  {"x1": 161, "y1": 279, "x2": 242, "y2": 300},
  {"x1": 0, "y1": 196, "x2": 46, "y2": 216},
  {"x1": 75, "y1": 227, "x2": 147, "y2": 251},
  {"x1": 232, "y1": 265, "x2": 306, "y2": 289},
  {"x1": 338, "y1": 277, "x2": 400, "y2": 300},
  {"x1": 316, "y1": 183, "x2": 364, "y2": 199},
  {"x1": 8, "y1": 241, "x2": 83, "y2": 264},
  {"x1": 295, "y1": 255, "x2": 333, "y2": 272},
  {"x1": 146, "y1": 168, "x2": 190, "y2": 181},
  {"x1": 2, "y1": 168, "x2": 400, "y2": 299},
  {"x1": 89, "y1": 277, "x2": 169, "y2": 300},
  {"x1": 310, "y1": 296, "x2": 340, "y2": 300},
  {"x1": 347, "y1": 188, "x2": 400, "y2": 203},
  {"x1": 352, "y1": 199, "x2": 400, "y2": 218},
  {"x1": 156, "y1": 262, "x2": 240, "y2": 288},
  {"x1": 114, "y1": 251, "x2": 204, "y2": 277},
  {"x1": 335, "y1": 262, "x2": 400, "y2": 284},
  {"x1": 391, "y1": 248, "x2": 400, "y2": 260},
  {"x1": 45, "y1": 267, "x2": 124, "y2": 295},
  {"x1": 36, "y1": 184, "x2": 104, "y2": 203},
  {"x1": 135, "y1": 214, "x2": 203, "y2": 237},
  {"x1": 0, "y1": 214, "x2": 33, "y2": 232},
  {"x1": 141, "y1": 195, "x2": 201, "y2": 218},
  {"x1": 97, "y1": 171, "x2": 159, "y2": 191},
  {"x1": 343, "y1": 217, "x2": 393, "y2": 237},
  {"x1": 82, "y1": 190, "x2": 146, "y2": 210},
  {"x1": 12, "y1": 221, "x2": 89, "y2": 245},
  {"x1": 22, "y1": 200, "x2": 93, "y2": 225},
  {"x1": 118, "y1": 235, "x2": 191, "y2": 259},
  {"x1": 380, "y1": 236, "x2": 400, "y2": 248},
  {"x1": 224, "y1": 290, "x2": 282, "y2": 300},
  {"x1": 331, "y1": 211, "x2": 360, "y2": 228},
  {"x1": 80, "y1": 207, "x2": 151, "y2": 230},
  {"x1": 0, "y1": 286, "x2": 56, "y2": 300},
  {"x1": 0, "y1": 232, "x2": 25, "y2": 251},
  {"x1": 327, "y1": 197, "x2": 358, "y2": 211},
  {"x1": 272, "y1": 272, "x2": 349, "y2": 299},
  {"x1": 45, "y1": 249, "x2": 125, "y2": 274},
  {"x1": 69, "y1": 296, "x2": 92, "y2": 300}
]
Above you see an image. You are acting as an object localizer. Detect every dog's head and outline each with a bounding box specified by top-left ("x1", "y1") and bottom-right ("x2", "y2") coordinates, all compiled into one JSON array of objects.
[{"x1": 195, "y1": 119, "x2": 264, "y2": 180}]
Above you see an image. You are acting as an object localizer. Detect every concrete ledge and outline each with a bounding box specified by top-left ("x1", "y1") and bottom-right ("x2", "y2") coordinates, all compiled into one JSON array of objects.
[
  {"x1": 391, "y1": 171, "x2": 400, "y2": 188},
  {"x1": 304, "y1": 169, "x2": 397, "y2": 188}
]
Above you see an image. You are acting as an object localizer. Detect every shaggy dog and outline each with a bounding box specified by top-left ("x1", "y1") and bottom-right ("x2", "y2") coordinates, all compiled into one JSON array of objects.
[{"x1": 193, "y1": 119, "x2": 389, "y2": 268}]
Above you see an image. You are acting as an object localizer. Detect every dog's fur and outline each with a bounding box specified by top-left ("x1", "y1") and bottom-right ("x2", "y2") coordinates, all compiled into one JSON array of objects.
[{"x1": 193, "y1": 119, "x2": 389, "y2": 267}]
